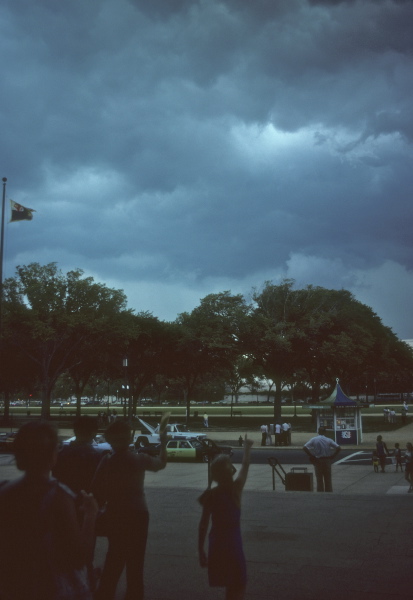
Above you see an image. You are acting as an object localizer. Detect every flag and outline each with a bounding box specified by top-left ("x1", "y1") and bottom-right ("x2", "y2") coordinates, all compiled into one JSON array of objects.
[{"x1": 10, "y1": 200, "x2": 36, "y2": 222}]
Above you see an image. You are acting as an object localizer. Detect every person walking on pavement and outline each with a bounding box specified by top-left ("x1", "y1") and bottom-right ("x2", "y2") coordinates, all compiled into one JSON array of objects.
[
  {"x1": 393, "y1": 443, "x2": 403, "y2": 472},
  {"x1": 404, "y1": 442, "x2": 413, "y2": 492},
  {"x1": 281, "y1": 422, "x2": 289, "y2": 446},
  {"x1": 274, "y1": 423, "x2": 282, "y2": 446},
  {"x1": 303, "y1": 427, "x2": 341, "y2": 492},
  {"x1": 376, "y1": 435, "x2": 390, "y2": 473},
  {"x1": 260, "y1": 424, "x2": 267, "y2": 447}
]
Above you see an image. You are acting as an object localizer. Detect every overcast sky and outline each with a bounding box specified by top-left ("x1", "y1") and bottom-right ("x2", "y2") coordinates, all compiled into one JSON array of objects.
[{"x1": 1, "y1": 0, "x2": 413, "y2": 338}]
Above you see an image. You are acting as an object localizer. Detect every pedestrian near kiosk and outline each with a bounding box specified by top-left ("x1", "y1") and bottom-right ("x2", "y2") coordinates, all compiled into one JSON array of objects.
[
  {"x1": 303, "y1": 427, "x2": 341, "y2": 492},
  {"x1": 376, "y1": 435, "x2": 389, "y2": 473},
  {"x1": 274, "y1": 423, "x2": 282, "y2": 446},
  {"x1": 281, "y1": 422, "x2": 289, "y2": 446},
  {"x1": 260, "y1": 424, "x2": 267, "y2": 447},
  {"x1": 393, "y1": 443, "x2": 403, "y2": 472}
]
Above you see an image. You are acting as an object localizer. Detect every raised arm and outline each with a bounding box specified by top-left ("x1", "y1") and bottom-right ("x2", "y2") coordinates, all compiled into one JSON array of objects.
[
  {"x1": 235, "y1": 435, "x2": 253, "y2": 490},
  {"x1": 157, "y1": 411, "x2": 170, "y2": 467}
]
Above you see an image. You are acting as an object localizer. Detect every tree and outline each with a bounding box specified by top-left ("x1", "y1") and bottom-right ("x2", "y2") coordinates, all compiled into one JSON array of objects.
[
  {"x1": 2, "y1": 262, "x2": 131, "y2": 419},
  {"x1": 251, "y1": 280, "x2": 297, "y2": 419},
  {"x1": 122, "y1": 313, "x2": 176, "y2": 419},
  {"x1": 172, "y1": 292, "x2": 252, "y2": 423},
  {"x1": 251, "y1": 280, "x2": 413, "y2": 413}
]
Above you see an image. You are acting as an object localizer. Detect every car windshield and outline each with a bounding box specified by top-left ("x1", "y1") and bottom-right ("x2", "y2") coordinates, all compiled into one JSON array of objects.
[{"x1": 174, "y1": 425, "x2": 189, "y2": 432}]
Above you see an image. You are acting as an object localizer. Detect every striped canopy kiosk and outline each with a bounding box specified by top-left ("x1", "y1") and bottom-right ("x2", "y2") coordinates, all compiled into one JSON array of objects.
[{"x1": 311, "y1": 379, "x2": 363, "y2": 445}]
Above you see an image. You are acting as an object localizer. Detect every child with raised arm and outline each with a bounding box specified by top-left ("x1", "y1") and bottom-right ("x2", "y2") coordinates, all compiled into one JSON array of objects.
[{"x1": 198, "y1": 434, "x2": 253, "y2": 600}]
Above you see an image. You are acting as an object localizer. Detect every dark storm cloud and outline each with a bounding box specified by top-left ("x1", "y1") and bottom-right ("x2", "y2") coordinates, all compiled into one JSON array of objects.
[{"x1": 1, "y1": 0, "x2": 413, "y2": 335}]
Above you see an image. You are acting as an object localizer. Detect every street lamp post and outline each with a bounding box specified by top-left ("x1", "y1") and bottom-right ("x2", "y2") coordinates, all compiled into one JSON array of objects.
[{"x1": 123, "y1": 356, "x2": 132, "y2": 421}]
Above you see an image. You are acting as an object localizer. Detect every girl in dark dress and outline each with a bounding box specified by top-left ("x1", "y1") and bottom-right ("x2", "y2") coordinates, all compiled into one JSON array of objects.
[{"x1": 198, "y1": 435, "x2": 253, "y2": 600}]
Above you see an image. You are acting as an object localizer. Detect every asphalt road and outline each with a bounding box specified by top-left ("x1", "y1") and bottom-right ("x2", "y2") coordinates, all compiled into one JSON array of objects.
[
  {"x1": 231, "y1": 447, "x2": 392, "y2": 466},
  {"x1": 0, "y1": 448, "x2": 394, "y2": 469}
]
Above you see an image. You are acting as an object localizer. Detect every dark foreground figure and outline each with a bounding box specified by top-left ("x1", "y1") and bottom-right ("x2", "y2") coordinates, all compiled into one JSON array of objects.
[
  {"x1": 0, "y1": 421, "x2": 98, "y2": 600},
  {"x1": 91, "y1": 419, "x2": 168, "y2": 600},
  {"x1": 198, "y1": 434, "x2": 253, "y2": 600}
]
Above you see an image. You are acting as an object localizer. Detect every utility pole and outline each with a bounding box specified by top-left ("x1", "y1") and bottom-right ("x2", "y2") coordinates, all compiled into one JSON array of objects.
[{"x1": 0, "y1": 177, "x2": 7, "y2": 337}]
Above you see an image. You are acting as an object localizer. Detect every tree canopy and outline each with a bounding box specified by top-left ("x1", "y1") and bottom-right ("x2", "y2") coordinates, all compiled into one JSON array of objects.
[{"x1": 1, "y1": 266, "x2": 412, "y2": 420}]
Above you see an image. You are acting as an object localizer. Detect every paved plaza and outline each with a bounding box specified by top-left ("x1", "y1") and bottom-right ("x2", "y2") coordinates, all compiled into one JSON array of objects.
[{"x1": 0, "y1": 421, "x2": 412, "y2": 599}]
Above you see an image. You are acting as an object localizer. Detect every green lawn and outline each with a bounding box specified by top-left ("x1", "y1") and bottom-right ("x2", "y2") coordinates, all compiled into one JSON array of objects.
[{"x1": 1, "y1": 405, "x2": 407, "y2": 436}]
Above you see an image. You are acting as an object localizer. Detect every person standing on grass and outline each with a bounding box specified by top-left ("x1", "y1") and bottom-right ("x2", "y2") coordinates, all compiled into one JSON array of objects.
[
  {"x1": 303, "y1": 427, "x2": 341, "y2": 492},
  {"x1": 198, "y1": 435, "x2": 253, "y2": 600}
]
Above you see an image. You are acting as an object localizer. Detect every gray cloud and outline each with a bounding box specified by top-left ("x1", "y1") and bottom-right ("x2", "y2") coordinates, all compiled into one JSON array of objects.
[{"x1": 1, "y1": 0, "x2": 413, "y2": 337}]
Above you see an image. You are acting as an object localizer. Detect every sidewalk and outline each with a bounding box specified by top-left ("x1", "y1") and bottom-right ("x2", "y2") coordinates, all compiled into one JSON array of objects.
[
  {"x1": 1, "y1": 445, "x2": 413, "y2": 599},
  {"x1": 205, "y1": 420, "x2": 413, "y2": 450},
  {"x1": 1, "y1": 421, "x2": 412, "y2": 599}
]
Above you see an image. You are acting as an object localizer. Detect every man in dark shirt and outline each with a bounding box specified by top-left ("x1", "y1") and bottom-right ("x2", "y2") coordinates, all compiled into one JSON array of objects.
[{"x1": 53, "y1": 416, "x2": 103, "y2": 494}]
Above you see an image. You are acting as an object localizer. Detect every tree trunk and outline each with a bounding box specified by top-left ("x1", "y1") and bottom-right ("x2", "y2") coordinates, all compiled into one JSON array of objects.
[
  {"x1": 3, "y1": 391, "x2": 10, "y2": 422},
  {"x1": 41, "y1": 385, "x2": 51, "y2": 419},
  {"x1": 311, "y1": 381, "x2": 321, "y2": 403},
  {"x1": 184, "y1": 389, "x2": 190, "y2": 426},
  {"x1": 273, "y1": 376, "x2": 282, "y2": 421}
]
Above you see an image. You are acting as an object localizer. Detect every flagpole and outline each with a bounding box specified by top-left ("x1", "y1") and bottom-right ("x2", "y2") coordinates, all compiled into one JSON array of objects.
[{"x1": 0, "y1": 177, "x2": 7, "y2": 337}]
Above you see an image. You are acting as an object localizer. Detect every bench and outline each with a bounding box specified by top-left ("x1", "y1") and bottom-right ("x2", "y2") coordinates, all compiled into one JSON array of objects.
[{"x1": 232, "y1": 410, "x2": 242, "y2": 417}]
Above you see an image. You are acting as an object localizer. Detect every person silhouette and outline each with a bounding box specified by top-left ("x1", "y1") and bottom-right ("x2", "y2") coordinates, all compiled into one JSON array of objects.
[
  {"x1": 198, "y1": 435, "x2": 253, "y2": 600},
  {"x1": 0, "y1": 421, "x2": 98, "y2": 600},
  {"x1": 91, "y1": 417, "x2": 168, "y2": 600}
]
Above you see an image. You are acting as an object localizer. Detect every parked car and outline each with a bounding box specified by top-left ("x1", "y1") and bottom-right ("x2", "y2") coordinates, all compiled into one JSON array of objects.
[
  {"x1": 61, "y1": 435, "x2": 112, "y2": 453},
  {"x1": 137, "y1": 437, "x2": 233, "y2": 463},
  {"x1": 134, "y1": 417, "x2": 207, "y2": 446},
  {"x1": 0, "y1": 432, "x2": 17, "y2": 452}
]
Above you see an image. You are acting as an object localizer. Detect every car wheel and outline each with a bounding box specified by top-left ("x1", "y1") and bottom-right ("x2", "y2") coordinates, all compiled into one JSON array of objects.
[{"x1": 136, "y1": 436, "x2": 149, "y2": 447}]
